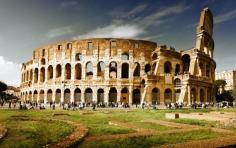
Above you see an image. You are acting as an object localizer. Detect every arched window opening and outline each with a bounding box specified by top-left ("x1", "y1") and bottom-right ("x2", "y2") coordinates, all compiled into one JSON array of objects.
[
  {"x1": 74, "y1": 88, "x2": 81, "y2": 103},
  {"x1": 175, "y1": 64, "x2": 180, "y2": 75},
  {"x1": 47, "y1": 89, "x2": 53, "y2": 103},
  {"x1": 133, "y1": 63, "x2": 140, "y2": 77},
  {"x1": 56, "y1": 64, "x2": 62, "y2": 78},
  {"x1": 199, "y1": 62, "x2": 205, "y2": 76},
  {"x1": 109, "y1": 87, "x2": 117, "y2": 103},
  {"x1": 40, "y1": 67, "x2": 45, "y2": 82},
  {"x1": 30, "y1": 70, "x2": 33, "y2": 81},
  {"x1": 182, "y1": 54, "x2": 190, "y2": 73},
  {"x1": 65, "y1": 63, "x2": 71, "y2": 80},
  {"x1": 164, "y1": 88, "x2": 172, "y2": 104},
  {"x1": 152, "y1": 53, "x2": 158, "y2": 60},
  {"x1": 145, "y1": 64, "x2": 151, "y2": 74},
  {"x1": 97, "y1": 61, "x2": 105, "y2": 77},
  {"x1": 75, "y1": 53, "x2": 82, "y2": 61},
  {"x1": 55, "y1": 89, "x2": 61, "y2": 104},
  {"x1": 97, "y1": 89, "x2": 104, "y2": 104},
  {"x1": 132, "y1": 89, "x2": 141, "y2": 105},
  {"x1": 152, "y1": 88, "x2": 160, "y2": 105},
  {"x1": 42, "y1": 49, "x2": 45, "y2": 56},
  {"x1": 75, "y1": 63, "x2": 82, "y2": 80},
  {"x1": 86, "y1": 62, "x2": 93, "y2": 77},
  {"x1": 64, "y1": 89, "x2": 70, "y2": 104},
  {"x1": 33, "y1": 90, "x2": 38, "y2": 102},
  {"x1": 164, "y1": 61, "x2": 172, "y2": 74},
  {"x1": 152, "y1": 63, "x2": 156, "y2": 73},
  {"x1": 121, "y1": 88, "x2": 129, "y2": 104},
  {"x1": 121, "y1": 63, "x2": 129, "y2": 78},
  {"x1": 109, "y1": 62, "x2": 117, "y2": 78},
  {"x1": 174, "y1": 78, "x2": 181, "y2": 87},
  {"x1": 47, "y1": 65, "x2": 53, "y2": 80},
  {"x1": 85, "y1": 88, "x2": 93, "y2": 103},
  {"x1": 41, "y1": 58, "x2": 46, "y2": 65},
  {"x1": 39, "y1": 90, "x2": 44, "y2": 103},
  {"x1": 34, "y1": 68, "x2": 38, "y2": 83},
  {"x1": 121, "y1": 53, "x2": 129, "y2": 60},
  {"x1": 206, "y1": 64, "x2": 210, "y2": 77}
]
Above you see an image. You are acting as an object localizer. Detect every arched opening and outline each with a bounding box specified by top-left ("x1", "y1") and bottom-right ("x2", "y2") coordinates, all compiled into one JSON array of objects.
[
  {"x1": 47, "y1": 89, "x2": 53, "y2": 103},
  {"x1": 152, "y1": 88, "x2": 160, "y2": 105},
  {"x1": 67, "y1": 43, "x2": 72, "y2": 49},
  {"x1": 74, "y1": 88, "x2": 81, "y2": 103},
  {"x1": 145, "y1": 64, "x2": 151, "y2": 74},
  {"x1": 121, "y1": 53, "x2": 129, "y2": 60},
  {"x1": 41, "y1": 58, "x2": 46, "y2": 65},
  {"x1": 200, "y1": 89, "x2": 205, "y2": 102},
  {"x1": 64, "y1": 89, "x2": 70, "y2": 104},
  {"x1": 132, "y1": 89, "x2": 141, "y2": 104},
  {"x1": 47, "y1": 65, "x2": 53, "y2": 80},
  {"x1": 75, "y1": 53, "x2": 82, "y2": 61},
  {"x1": 86, "y1": 62, "x2": 93, "y2": 77},
  {"x1": 29, "y1": 91, "x2": 32, "y2": 101},
  {"x1": 121, "y1": 63, "x2": 129, "y2": 78},
  {"x1": 164, "y1": 88, "x2": 172, "y2": 104},
  {"x1": 191, "y1": 88, "x2": 197, "y2": 103},
  {"x1": 39, "y1": 90, "x2": 44, "y2": 103},
  {"x1": 182, "y1": 54, "x2": 190, "y2": 73},
  {"x1": 97, "y1": 61, "x2": 105, "y2": 77},
  {"x1": 199, "y1": 62, "x2": 205, "y2": 76},
  {"x1": 85, "y1": 88, "x2": 93, "y2": 103},
  {"x1": 121, "y1": 87, "x2": 129, "y2": 104},
  {"x1": 65, "y1": 63, "x2": 71, "y2": 80},
  {"x1": 25, "y1": 92, "x2": 28, "y2": 101},
  {"x1": 175, "y1": 89, "x2": 181, "y2": 102},
  {"x1": 34, "y1": 68, "x2": 38, "y2": 83},
  {"x1": 109, "y1": 87, "x2": 117, "y2": 103},
  {"x1": 42, "y1": 49, "x2": 45, "y2": 56},
  {"x1": 55, "y1": 89, "x2": 61, "y2": 104},
  {"x1": 207, "y1": 88, "x2": 211, "y2": 102},
  {"x1": 164, "y1": 61, "x2": 172, "y2": 74},
  {"x1": 152, "y1": 53, "x2": 158, "y2": 60},
  {"x1": 133, "y1": 62, "x2": 140, "y2": 77},
  {"x1": 174, "y1": 78, "x2": 181, "y2": 87},
  {"x1": 30, "y1": 70, "x2": 33, "y2": 81},
  {"x1": 40, "y1": 67, "x2": 45, "y2": 82},
  {"x1": 206, "y1": 64, "x2": 210, "y2": 77},
  {"x1": 56, "y1": 64, "x2": 62, "y2": 78},
  {"x1": 175, "y1": 64, "x2": 180, "y2": 75},
  {"x1": 75, "y1": 63, "x2": 82, "y2": 80},
  {"x1": 33, "y1": 90, "x2": 37, "y2": 102},
  {"x1": 97, "y1": 89, "x2": 104, "y2": 104},
  {"x1": 109, "y1": 61, "x2": 117, "y2": 78}
]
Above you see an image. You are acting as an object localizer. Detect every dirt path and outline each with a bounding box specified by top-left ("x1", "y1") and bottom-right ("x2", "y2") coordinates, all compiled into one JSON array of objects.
[{"x1": 0, "y1": 124, "x2": 7, "y2": 140}]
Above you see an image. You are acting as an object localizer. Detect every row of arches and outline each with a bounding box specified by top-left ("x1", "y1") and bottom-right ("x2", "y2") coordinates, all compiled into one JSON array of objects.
[{"x1": 21, "y1": 87, "x2": 173, "y2": 105}]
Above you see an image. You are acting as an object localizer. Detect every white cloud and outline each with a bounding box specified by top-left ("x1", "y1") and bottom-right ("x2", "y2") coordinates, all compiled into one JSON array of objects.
[
  {"x1": 0, "y1": 56, "x2": 20, "y2": 86},
  {"x1": 47, "y1": 26, "x2": 73, "y2": 38},
  {"x1": 73, "y1": 24, "x2": 145, "y2": 39},
  {"x1": 60, "y1": 1, "x2": 78, "y2": 8},
  {"x1": 215, "y1": 9, "x2": 236, "y2": 24}
]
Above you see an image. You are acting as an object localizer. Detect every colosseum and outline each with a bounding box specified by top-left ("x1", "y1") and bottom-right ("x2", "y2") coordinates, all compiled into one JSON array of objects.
[{"x1": 20, "y1": 8, "x2": 216, "y2": 106}]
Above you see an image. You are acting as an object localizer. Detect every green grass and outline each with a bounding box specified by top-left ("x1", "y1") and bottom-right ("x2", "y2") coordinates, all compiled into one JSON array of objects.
[{"x1": 80, "y1": 129, "x2": 222, "y2": 148}]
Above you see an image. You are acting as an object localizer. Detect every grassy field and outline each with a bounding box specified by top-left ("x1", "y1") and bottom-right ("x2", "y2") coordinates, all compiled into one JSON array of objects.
[{"x1": 0, "y1": 108, "x2": 235, "y2": 147}]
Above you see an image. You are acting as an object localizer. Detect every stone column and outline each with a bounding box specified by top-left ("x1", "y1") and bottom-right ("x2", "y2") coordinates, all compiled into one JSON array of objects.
[
  {"x1": 81, "y1": 88, "x2": 85, "y2": 103},
  {"x1": 93, "y1": 64, "x2": 97, "y2": 80},
  {"x1": 117, "y1": 62, "x2": 121, "y2": 79},
  {"x1": 44, "y1": 91, "x2": 47, "y2": 104},
  {"x1": 129, "y1": 86, "x2": 133, "y2": 105},
  {"x1": 92, "y1": 87, "x2": 97, "y2": 103},
  {"x1": 117, "y1": 87, "x2": 121, "y2": 103},
  {"x1": 61, "y1": 88, "x2": 64, "y2": 103},
  {"x1": 104, "y1": 88, "x2": 109, "y2": 103},
  {"x1": 61, "y1": 65, "x2": 65, "y2": 81},
  {"x1": 82, "y1": 63, "x2": 86, "y2": 80},
  {"x1": 52, "y1": 89, "x2": 56, "y2": 103},
  {"x1": 71, "y1": 88, "x2": 75, "y2": 103}
]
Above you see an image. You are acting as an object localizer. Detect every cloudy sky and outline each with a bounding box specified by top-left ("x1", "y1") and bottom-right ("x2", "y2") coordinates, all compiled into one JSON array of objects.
[{"x1": 0, "y1": 0, "x2": 236, "y2": 86}]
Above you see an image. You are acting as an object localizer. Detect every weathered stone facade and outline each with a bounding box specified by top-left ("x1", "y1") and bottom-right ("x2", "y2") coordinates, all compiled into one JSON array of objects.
[
  {"x1": 216, "y1": 70, "x2": 236, "y2": 91},
  {"x1": 20, "y1": 8, "x2": 216, "y2": 105}
]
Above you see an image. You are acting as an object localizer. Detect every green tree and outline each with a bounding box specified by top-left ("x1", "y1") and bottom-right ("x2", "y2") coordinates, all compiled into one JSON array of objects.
[{"x1": 0, "y1": 81, "x2": 7, "y2": 92}]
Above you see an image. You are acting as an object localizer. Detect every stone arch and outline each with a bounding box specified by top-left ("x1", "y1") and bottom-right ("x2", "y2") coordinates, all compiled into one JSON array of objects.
[
  {"x1": 132, "y1": 89, "x2": 141, "y2": 105},
  {"x1": 74, "y1": 88, "x2": 81, "y2": 103},
  {"x1": 164, "y1": 61, "x2": 172, "y2": 74},
  {"x1": 121, "y1": 53, "x2": 129, "y2": 60},
  {"x1": 65, "y1": 63, "x2": 71, "y2": 80},
  {"x1": 152, "y1": 53, "x2": 158, "y2": 60},
  {"x1": 174, "y1": 78, "x2": 181, "y2": 87},
  {"x1": 75, "y1": 63, "x2": 82, "y2": 80},
  {"x1": 64, "y1": 89, "x2": 70, "y2": 104},
  {"x1": 145, "y1": 64, "x2": 151, "y2": 74},
  {"x1": 191, "y1": 88, "x2": 197, "y2": 103},
  {"x1": 199, "y1": 62, "x2": 205, "y2": 76},
  {"x1": 56, "y1": 64, "x2": 62, "y2": 78},
  {"x1": 200, "y1": 88, "x2": 205, "y2": 102},
  {"x1": 85, "y1": 88, "x2": 93, "y2": 103},
  {"x1": 30, "y1": 69, "x2": 33, "y2": 81},
  {"x1": 97, "y1": 88, "x2": 104, "y2": 104},
  {"x1": 86, "y1": 62, "x2": 93, "y2": 77},
  {"x1": 109, "y1": 61, "x2": 117, "y2": 78},
  {"x1": 175, "y1": 64, "x2": 181, "y2": 75},
  {"x1": 75, "y1": 53, "x2": 82, "y2": 61},
  {"x1": 34, "y1": 68, "x2": 38, "y2": 83},
  {"x1": 164, "y1": 88, "x2": 172, "y2": 104},
  {"x1": 121, "y1": 87, "x2": 129, "y2": 104},
  {"x1": 42, "y1": 49, "x2": 45, "y2": 56},
  {"x1": 133, "y1": 62, "x2": 140, "y2": 77},
  {"x1": 41, "y1": 58, "x2": 46, "y2": 65},
  {"x1": 40, "y1": 67, "x2": 45, "y2": 82},
  {"x1": 47, "y1": 89, "x2": 53, "y2": 103},
  {"x1": 152, "y1": 88, "x2": 160, "y2": 105},
  {"x1": 121, "y1": 63, "x2": 129, "y2": 78},
  {"x1": 109, "y1": 87, "x2": 117, "y2": 103},
  {"x1": 97, "y1": 61, "x2": 105, "y2": 77},
  {"x1": 33, "y1": 90, "x2": 38, "y2": 102},
  {"x1": 47, "y1": 65, "x2": 53, "y2": 80},
  {"x1": 55, "y1": 89, "x2": 61, "y2": 104},
  {"x1": 206, "y1": 63, "x2": 210, "y2": 77},
  {"x1": 39, "y1": 90, "x2": 44, "y2": 103},
  {"x1": 182, "y1": 54, "x2": 190, "y2": 73}
]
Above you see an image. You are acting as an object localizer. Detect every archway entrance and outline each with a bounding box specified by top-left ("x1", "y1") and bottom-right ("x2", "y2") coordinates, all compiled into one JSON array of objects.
[
  {"x1": 132, "y1": 89, "x2": 141, "y2": 104},
  {"x1": 97, "y1": 89, "x2": 104, "y2": 104},
  {"x1": 64, "y1": 89, "x2": 70, "y2": 104},
  {"x1": 109, "y1": 87, "x2": 117, "y2": 103},
  {"x1": 85, "y1": 88, "x2": 93, "y2": 103},
  {"x1": 121, "y1": 88, "x2": 129, "y2": 104},
  {"x1": 74, "y1": 88, "x2": 81, "y2": 103},
  {"x1": 152, "y1": 88, "x2": 160, "y2": 105}
]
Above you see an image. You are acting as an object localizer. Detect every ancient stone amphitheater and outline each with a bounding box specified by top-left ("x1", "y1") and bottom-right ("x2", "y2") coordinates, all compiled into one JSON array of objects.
[{"x1": 20, "y1": 8, "x2": 216, "y2": 106}]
